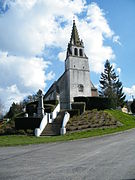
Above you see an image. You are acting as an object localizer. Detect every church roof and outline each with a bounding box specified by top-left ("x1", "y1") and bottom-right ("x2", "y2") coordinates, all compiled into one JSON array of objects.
[{"x1": 69, "y1": 20, "x2": 84, "y2": 47}]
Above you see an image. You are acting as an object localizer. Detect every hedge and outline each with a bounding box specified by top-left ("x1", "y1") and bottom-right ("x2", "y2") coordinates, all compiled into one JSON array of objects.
[
  {"x1": 130, "y1": 100, "x2": 135, "y2": 113},
  {"x1": 74, "y1": 96, "x2": 115, "y2": 110},
  {"x1": 71, "y1": 102, "x2": 86, "y2": 114},
  {"x1": 26, "y1": 101, "x2": 38, "y2": 116},
  {"x1": 44, "y1": 104, "x2": 55, "y2": 113},
  {"x1": 66, "y1": 109, "x2": 80, "y2": 118},
  {"x1": 44, "y1": 100, "x2": 58, "y2": 106},
  {"x1": 15, "y1": 117, "x2": 41, "y2": 130}
]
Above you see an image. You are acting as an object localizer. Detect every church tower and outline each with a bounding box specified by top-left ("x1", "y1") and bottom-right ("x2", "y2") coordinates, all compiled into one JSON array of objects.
[
  {"x1": 44, "y1": 20, "x2": 94, "y2": 109},
  {"x1": 65, "y1": 20, "x2": 92, "y2": 108}
]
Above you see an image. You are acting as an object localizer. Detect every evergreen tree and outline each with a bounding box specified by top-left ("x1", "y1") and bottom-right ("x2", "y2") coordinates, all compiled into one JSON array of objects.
[
  {"x1": 99, "y1": 60, "x2": 126, "y2": 107},
  {"x1": 130, "y1": 99, "x2": 135, "y2": 113},
  {"x1": 0, "y1": 99, "x2": 4, "y2": 117},
  {"x1": 115, "y1": 79, "x2": 126, "y2": 107},
  {"x1": 5, "y1": 102, "x2": 23, "y2": 119}
]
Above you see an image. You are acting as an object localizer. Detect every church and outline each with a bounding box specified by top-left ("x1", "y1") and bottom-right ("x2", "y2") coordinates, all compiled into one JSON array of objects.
[{"x1": 44, "y1": 20, "x2": 98, "y2": 109}]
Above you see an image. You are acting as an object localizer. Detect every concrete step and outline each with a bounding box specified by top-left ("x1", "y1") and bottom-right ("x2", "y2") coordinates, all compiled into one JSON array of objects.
[{"x1": 41, "y1": 111, "x2": 66, "y2": 136}]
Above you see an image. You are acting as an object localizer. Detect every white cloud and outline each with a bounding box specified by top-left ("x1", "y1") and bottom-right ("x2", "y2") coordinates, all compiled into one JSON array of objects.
[
  {"x1": 0, "y1": 51, "x2": 54, "y2": 111},
  {"x1": 117, "y1": 67, "x2": 121, "y2": 75},
  {"x1": 123, "y1": 85, "x2": 135, "y2": 100},
  {"x1": 0, "y1": 0, "x2": 86, "y2": 57},
  {"x1": 58, "y1": 50, "x2": 67, "y2": 62},
  {"x1": 113, "y1": 35, "x2": 122, "y2": 46},
  {"x1": 45, "y1": 71, "x2": 55, "y2": 81},
  {"x1": 0, "y1": 85, "x2": 27, "y2": 112}
]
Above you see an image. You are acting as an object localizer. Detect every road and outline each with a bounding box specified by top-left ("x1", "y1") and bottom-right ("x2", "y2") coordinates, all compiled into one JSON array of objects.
[{"x1": 0, "y1": 130, "x2": 135, "y2": 180}]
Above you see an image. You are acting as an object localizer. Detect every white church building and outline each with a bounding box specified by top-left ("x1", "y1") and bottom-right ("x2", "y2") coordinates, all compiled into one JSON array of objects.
[{"x1": 44, "y1": 20, "x2": 98, "y2": 109}]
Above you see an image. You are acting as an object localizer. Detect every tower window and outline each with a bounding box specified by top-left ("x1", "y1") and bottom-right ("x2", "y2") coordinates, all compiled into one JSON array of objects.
[
  {"x1": 79, "y1": 49, "x2": 83, "y2": 56},
  {"x1": 74, "y1": 48, "x2": 78, "y2": 56},
  {"x1": 78, "y1": 84, "x2": 84, "y2": 92}
]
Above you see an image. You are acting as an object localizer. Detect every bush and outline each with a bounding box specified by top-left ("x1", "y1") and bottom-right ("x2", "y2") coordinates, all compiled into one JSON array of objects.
[
  {"x1": 17, "y1": 129, "x2": 27, "y2": 135},
  {"x1": 44, "y1": 100, "x2": 58, "y2": 106},
  {"x1": 44, "y1": 104, "x2": 55, "y2": 113},
  {"x1": 71, "y1": 102, "x2": 86, "y2": 114},
  {"x1": 66, "y1": 109, "x2": 80, "y2": 118},
  {"x1": 26, "y1": 101, "x2": 38, "y2": 116},
  {"x1": 26, "y1": 129, "x2": 34, "y2": 135},
  {"x1": 74, "y1": 96, "x2": 115, "y2": 110},
  {"x1": 0, "y1": 128, "x2": 5, "y2": 135},
  {"x1": 130, "y1": 100, "x2": 135, "y2": 113},
  {"x1": 6, "y1": 128, "x2": 16, "y2": 135},
  {"x1": 15, "y1": 112, "x2": 26, "y2": 118},
  {"x1": 15, "y1": 117, "x2": 41, "y2": 130}
]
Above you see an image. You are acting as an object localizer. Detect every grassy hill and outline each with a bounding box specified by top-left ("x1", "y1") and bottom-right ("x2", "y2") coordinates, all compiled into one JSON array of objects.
[
  {"x1": 66, "y1": 109, "x2": 135, "y2": 133},
  {"x1": 66, "y1": 109, "x2": 120, "y2": 132},
  {"x1": 0, "y1": 110, "x2": 135, "y2": 146}
]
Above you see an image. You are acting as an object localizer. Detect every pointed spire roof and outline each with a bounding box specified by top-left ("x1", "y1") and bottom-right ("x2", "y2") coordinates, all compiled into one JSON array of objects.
[{"x1": 69, "y1": 20, "x2": 84, "y2": 47}]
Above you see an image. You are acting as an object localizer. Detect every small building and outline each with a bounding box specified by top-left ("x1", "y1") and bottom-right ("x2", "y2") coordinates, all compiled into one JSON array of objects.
[{"x1": 44, "y1": 20, "x2": 98, "y2": 109}]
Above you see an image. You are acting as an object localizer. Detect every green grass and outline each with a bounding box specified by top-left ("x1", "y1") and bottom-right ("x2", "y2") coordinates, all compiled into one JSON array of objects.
[{"x1": 0, "y1": 110, "x2": 135, "y2": 147}]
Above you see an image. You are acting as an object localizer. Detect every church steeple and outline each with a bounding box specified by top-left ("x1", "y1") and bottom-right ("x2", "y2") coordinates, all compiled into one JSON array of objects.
[
  {"x1": 66, "y1": 20, "x2": 85, "y2": 59},
  {"x1": 70, "y1": 20, "x2": 84, "y2": 47}
]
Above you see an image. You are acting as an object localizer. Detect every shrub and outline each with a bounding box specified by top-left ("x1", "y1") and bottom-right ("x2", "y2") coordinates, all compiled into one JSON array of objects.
[
  {"x1": 26, "y1": 101, "x2": 38, "y2": 116},
  {"x1": 15, "y1": 112, "x2": 26, "y2": 118},
  {"x1": 130, "y1": 100, "x2": 135, "y2": 113},
  {"x1": 44, "y1": 104, "x2": 55, "y2": 113},
  {"x1": 44, "y1": 100, "x2": 58, "y2": 106},
  {"x1": 66, "y1": 109, "x2": 80, "y2": 118},
  {"x1": 26, "y1": 129, "x2": 34, "y2": 135},
  {"x1": 5, "y1": 128, "x2": 16, "y2": 135},
  {"x1": 74, "y1": 96, "x2": 115, "y2": 110},
  {"x1": 0, "y1": 128, "x2": 5, "y2": 135},
  {"x1": 15, "y1": 117, "x2": 41, "y2": 130},
  {"x1": 71, "y1": 102, "x2": 86, "y2": 114},
  {"x1": 17, "y1": 129, "x2": 27, "y2": 135}
]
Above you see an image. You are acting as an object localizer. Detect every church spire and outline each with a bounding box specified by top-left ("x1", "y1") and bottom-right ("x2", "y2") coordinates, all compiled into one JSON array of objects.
[
  {"x1": 69, "y1": 20, "x2": 84, "y2": 47},
  {"x1": 66, "y1": 20, "x2": 85, "y2": 59}
]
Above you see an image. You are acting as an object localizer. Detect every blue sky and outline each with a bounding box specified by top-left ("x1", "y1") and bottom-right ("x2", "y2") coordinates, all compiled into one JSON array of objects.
[{"x1": 0, "y1": 0, "x2": 135, "y2": 111}]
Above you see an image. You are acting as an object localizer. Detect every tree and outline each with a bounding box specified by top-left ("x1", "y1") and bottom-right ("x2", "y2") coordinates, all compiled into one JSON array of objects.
[
  {"x1": 115, "y1": 79, "x2": 126, "y2": 107},
  {"x1": 130, "y1": 99, "x2": 135, "y2": 113},
  {"x1": 5, "y1": 102, "x2": 23, "y2": 119},
  {"x1": 99, "y1": 60, "x2": 126, "y2": 108},
  {"x1": 22, "y1": 93, "x2": 39, "y2": 106},
  {"x1": 0, "y1": 99, "x2": 4, "y2": 118}
]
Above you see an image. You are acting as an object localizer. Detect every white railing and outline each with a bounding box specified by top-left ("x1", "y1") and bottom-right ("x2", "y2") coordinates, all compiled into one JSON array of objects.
[
  {"x1": 34, "y1": 103, "x2": 60, "y2": 137},
  {"x1": 60, "y1": 112, "x2": 70, "y2": 135},
  {"x1": 49, "y1": 103, "x2": 60, "y2": 123},
  {"x1": 35, "y1": 113, "x2": 48, "y2": 137}
]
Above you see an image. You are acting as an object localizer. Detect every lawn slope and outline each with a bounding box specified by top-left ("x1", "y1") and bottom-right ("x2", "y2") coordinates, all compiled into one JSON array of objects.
[{"x1": 0, "y1": 110, "x2": 135, "y2": 147}]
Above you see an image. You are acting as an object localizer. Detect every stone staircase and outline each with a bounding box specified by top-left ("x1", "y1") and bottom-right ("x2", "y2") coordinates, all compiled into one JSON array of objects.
[{"x1": 41, "y1": 111, "x2": 65, "y2": 136}]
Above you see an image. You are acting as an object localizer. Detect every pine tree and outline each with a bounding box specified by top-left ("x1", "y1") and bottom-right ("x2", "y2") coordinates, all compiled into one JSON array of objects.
[
  {"x1": 99, "y1": 60, "x2": 126, "y2": 107},
  {"x1": 130, "y1": 99, "x2": 135, "y2": 113},
  {"x1": 115, "y1": 79, "x2": 126, "y2": 107}
]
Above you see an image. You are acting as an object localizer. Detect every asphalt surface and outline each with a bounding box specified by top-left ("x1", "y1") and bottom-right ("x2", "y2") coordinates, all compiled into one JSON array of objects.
[{"x1": 0, "y1": 130, "x2": 135, "y2": 180}]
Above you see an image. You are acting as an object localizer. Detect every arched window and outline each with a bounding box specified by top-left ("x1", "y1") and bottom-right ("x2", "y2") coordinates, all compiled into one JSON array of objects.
[
  {"x1": 78, "y1": 84, "x2": 84, "y2": 92},
  {"x1": 79, "y1": 49, "x2": 83, "y2": 56},
  {"x1": 74, "y1": 48, "x2": 78, "y2": 56}
]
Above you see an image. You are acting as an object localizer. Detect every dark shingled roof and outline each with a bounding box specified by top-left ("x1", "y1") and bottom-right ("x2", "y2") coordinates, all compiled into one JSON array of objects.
[{"x1": 69, "y1": 20, "x2": 84, "y2": 47}]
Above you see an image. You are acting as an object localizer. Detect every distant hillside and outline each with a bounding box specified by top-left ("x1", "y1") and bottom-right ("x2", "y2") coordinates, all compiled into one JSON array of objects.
[{"x1": 66, "y1": 109, "x2": 121, "y2": 132}]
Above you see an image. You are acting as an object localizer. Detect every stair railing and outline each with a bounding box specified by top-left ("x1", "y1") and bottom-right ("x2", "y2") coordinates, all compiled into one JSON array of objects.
[
  {"x1": 51, "y1": 103, "x2": 60, "y2": 123},
  {"x1": 60, "y1": 112, "x2": 70, "y2": 135},
  {"x1": 35, "y1": 113, "x2": 48, "y2": 137},
  {"x1": 35, "y1": 103, "x2": 60, "y2": 137}
]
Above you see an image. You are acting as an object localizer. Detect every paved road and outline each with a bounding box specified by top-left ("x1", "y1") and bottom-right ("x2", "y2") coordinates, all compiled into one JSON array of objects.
[{"x1": 0, "y1": 130, "x2": 135, "y2": 180}]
